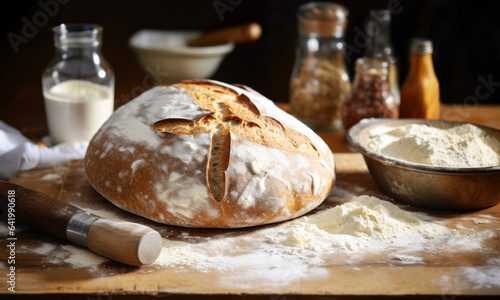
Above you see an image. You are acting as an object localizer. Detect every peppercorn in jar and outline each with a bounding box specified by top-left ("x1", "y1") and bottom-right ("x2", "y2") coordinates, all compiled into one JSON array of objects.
[{"x1": 342, "y1": 57, "x2": 398, "y2": 131}]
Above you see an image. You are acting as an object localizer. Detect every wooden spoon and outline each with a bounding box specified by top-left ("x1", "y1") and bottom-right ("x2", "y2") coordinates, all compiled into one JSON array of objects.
[{"x1": 189, "y1": 22, "x2": 262, "y2": 47}]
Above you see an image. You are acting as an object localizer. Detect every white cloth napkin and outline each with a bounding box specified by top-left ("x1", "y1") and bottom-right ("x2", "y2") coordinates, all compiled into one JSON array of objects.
[{"x1": 0, "y1": 121, "x2": 88, "y2": 180}]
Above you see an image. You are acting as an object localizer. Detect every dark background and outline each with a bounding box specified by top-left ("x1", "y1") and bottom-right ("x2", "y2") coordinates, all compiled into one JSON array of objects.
[{"x1": 1, "y1": 0, "x2": 500, "y2": 110}]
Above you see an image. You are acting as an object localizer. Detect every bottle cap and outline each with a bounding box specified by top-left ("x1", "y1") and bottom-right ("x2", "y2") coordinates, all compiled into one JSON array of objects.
[
  {"x1": 409, "y1": 38, "x2": 433, "y2": 54},
  {"x1": 298, "y1": 2, "x2": 349, "y2": 37},
  {"x1": 53, "y1": 23, "x2": 102, "y2": 48}
]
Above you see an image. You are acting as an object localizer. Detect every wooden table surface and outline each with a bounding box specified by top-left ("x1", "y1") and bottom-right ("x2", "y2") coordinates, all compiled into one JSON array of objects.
[
  {"x1": 1, "y1": 98, "x2": 500, "y2": 299},
  {"x1": 2, "y1": 154, "x2": 500, "y2": 300}
]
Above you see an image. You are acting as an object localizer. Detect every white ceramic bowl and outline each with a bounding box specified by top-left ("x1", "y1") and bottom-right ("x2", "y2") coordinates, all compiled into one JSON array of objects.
[{"x1": 129, "y1": 29, "x2": 234, "y2": 84}]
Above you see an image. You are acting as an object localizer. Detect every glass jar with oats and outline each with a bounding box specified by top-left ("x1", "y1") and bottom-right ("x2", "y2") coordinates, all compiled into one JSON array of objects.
[{"x1": 289, "y1": 2, "x2": 351, "y2": 131}]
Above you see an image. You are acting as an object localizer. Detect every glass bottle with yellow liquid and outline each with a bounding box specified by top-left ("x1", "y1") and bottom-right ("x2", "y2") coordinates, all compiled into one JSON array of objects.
[{"x1": 400, "y1": 38, "x2": 440, "y2": 119}]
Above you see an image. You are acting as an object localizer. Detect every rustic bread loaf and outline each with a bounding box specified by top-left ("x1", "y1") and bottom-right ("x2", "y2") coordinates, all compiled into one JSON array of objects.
[{"x1": 84, "y1": 80, "x2": 335, "y2": 228}]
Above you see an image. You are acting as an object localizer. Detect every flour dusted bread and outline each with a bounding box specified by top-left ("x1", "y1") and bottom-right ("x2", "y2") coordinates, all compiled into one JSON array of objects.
[{"x1": 85, "y1": 80, "x2": 335, "y2": 228}]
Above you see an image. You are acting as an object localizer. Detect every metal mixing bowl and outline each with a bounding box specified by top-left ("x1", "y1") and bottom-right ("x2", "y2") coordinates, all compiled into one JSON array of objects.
[{"x1": 347, "y1": 118, "x2": 500, "y2": 211}]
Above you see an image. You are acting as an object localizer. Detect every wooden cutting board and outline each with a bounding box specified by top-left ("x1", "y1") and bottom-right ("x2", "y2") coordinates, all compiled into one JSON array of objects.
[{"x1": 1, "y1": 153, "x2": 500, "y2": 298}]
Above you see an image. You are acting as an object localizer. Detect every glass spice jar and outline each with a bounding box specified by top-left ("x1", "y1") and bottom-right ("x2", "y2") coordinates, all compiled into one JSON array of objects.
[
  {"x1": 342, "y1": 57, "x2": 398, "y2": 131},
  {"x1": 289, "y1": 2, "x2": 351, "y2": 131},
  {"x1": 364, "y1": 9, "x2": 400, "y2": 107}
]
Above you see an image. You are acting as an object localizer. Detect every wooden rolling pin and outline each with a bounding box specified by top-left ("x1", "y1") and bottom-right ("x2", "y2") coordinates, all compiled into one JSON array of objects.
[
  {"x1": 0, "y1": 181, "x2": 162, "y2": 266},
  {"x1": 189, "y1": 22, "x2": 262, "y2": 47}
]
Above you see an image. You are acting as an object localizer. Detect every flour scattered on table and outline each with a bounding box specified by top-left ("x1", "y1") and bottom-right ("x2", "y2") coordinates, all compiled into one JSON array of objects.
[
  {"x1": 61, "y1": 245, "x2": 108, "y2": 268},
  {"x1": 390, "y1": 254, "x2": 424, "y2": 264},
  {"x1": 82, "y1": 207, "x2": 123, "y2": 220},
  {"x1": 33, "y1": 242, "x2": 56, "y2": 255},
  {"x1": 144, "y1": 182, "x2": 499, "y2": 289},
  {"x1": 266, "y1": 195, "x2": 448, "y2": 254},
  {"x1": 40, "y1": 173, "x2": 62, "y2": 181},
  {"x1": 43, "y1": 244, "x2": 107, "y2": 269},
  {"x1": 460, "y1": 257, "x2": 500, "y2": 289},
  {"x1": 0, "y1": 222, "x2": 28, "y2": 235},
  {"x1": 155, "y1": 235, "x2": 327, "y2": 288},
  {"x1": 0, "y1": 222, "x2": 9, "y2": 236},
  {"x1": 151, "y1": 194, "x2": 496, "y2": 288},
  {"x1": 462, "y1": 214, "x2": 498, "y2": 225},
  {"x1": 18, "y1": 242, "x2": 107, "y2": 273}
]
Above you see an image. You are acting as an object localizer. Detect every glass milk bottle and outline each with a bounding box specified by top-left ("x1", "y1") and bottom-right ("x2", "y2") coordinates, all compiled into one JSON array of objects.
[
  {"x1": 289, "y1": 2, "x2": 351, "y2": 131},
  {"x1": 42, "y1": 24, "x2": 114, "y2": 145}
]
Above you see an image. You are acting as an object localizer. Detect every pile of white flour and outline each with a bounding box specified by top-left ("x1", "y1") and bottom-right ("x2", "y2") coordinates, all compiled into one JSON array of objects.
[
  {"x1": 366, "y1": 123, "x2": 500, "y2": 167},
  {"x1": 266, "y1": 195, "x2": 448, "y2": 253},
  {"x1": 151, "y1": 194, "x2": 464, "y2": 287},
  {"x1": 155, "y1": 195, "x2": 466, "y2": 268},
  {"x1": 149, "y1": 193, "x2": 500, "y2": 290}
]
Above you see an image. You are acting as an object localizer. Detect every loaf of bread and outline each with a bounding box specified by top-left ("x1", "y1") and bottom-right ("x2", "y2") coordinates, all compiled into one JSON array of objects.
[{"x1": 85, "y1": 80, "x2": 335, "y2": 228}]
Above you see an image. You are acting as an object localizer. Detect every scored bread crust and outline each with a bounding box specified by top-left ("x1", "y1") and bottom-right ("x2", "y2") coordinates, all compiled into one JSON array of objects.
[{"x1": 84, "y1": 80, "x2": 335, "y2": 228}]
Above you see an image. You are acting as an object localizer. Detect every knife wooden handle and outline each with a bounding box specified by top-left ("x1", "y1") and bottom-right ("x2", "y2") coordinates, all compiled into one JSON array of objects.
[
  {"x1": 87, "y1": 218, "x2": 162, "y2": 266},
  {"x1": 189, "y1": 22, "x2": 262, "y2": 47},
  {"x1": 0, "y1": 180, "x2": 162, "y2": 266}
]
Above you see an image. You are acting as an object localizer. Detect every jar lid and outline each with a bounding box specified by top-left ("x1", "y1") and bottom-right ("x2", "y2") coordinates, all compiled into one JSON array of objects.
[
  {"x1": 409, "y1": 38, "x2": 433, "y2": 54},
  {"x1": 53, "y1": 23, "x2": 103, "y2": 48},
  {"x1": 355, "y1": 57, "x2": 389, "y2": 76},
  {"x1": 298, "y1": 2, "x2": 348, "y2": 37}
]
